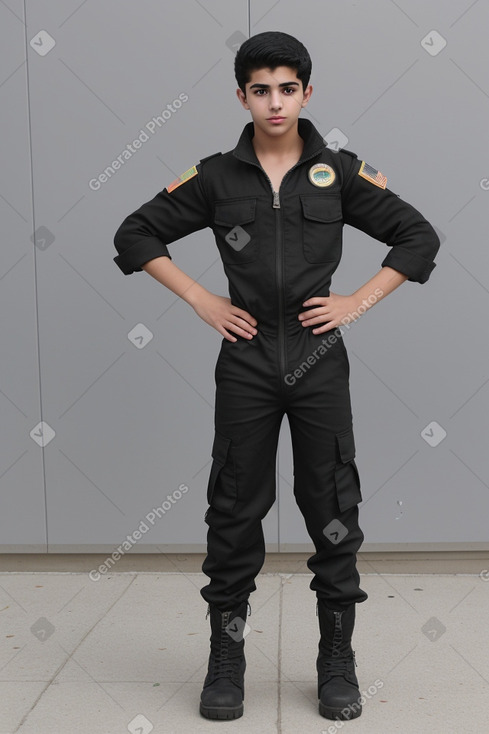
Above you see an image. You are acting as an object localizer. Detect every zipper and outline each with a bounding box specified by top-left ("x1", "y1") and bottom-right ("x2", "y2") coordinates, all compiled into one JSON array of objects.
[
  {"x1": 237, "y1": 148, "x2": 324, "y2": 385},
  {"x1": 274, "y1": 189, "x2": 286, "y2": 387},
  {"x1": 248, "y1": 166, "x2": 287, "y2": 383}
]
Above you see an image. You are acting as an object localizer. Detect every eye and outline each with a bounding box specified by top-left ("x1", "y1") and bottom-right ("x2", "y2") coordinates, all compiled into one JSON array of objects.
[
  {"x1": 283, "y1": 87, "x2": 295, "y2": 94},
  {"x1": 253, "y1": 89, "x2": 267, "y2": 95}
]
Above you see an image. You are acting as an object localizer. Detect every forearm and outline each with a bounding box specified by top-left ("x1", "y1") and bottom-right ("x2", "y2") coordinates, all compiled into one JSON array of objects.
[
  {"x1": 141, "y1": 256, "x2": 208, "y2": 307},
  {"x1": 141, "y1": 255, "x2": 257, "y2": 341},
  {"x1": 351, "y1": 266, "x2": 408, "y2": 313}
]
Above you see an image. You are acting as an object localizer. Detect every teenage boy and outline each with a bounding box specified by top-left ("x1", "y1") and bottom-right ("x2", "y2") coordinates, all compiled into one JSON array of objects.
[{"x1": 113, "y1": 31, "x2": 440, "y2": 722}]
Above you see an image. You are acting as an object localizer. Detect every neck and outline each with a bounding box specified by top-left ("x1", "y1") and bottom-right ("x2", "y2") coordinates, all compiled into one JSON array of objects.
[{"x1": 251, "y1": 120, "x2": 303, "y2": 159}]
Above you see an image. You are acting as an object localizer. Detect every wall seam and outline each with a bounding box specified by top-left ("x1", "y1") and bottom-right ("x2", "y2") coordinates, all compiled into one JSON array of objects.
[{"x1": 23, "y1": 0, "x2": 49, "y2": 552}]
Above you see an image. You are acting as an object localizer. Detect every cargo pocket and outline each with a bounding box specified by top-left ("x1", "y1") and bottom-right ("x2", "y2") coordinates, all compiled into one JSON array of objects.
[
  {"x1": 213, "y1": 197, "x2": 258, "y2": 265},
  {"x1": 206, "y1": 432, "x2": 238, "y2": 513},
  {"x1": 334, "y1": 426, "x2": 363, "y2": 513},
  {"x1": 300, "y1": 193, "x2": 343, "y2": 264}
]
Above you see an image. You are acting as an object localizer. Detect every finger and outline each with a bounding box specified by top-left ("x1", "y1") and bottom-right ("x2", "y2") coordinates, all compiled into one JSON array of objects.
[
  {"x1": 232, "y1": 315, "x2": 258, "y2": 334},
  {"x1": 219, "y1": 327, "x2": 237, "y2": 343},
  {"x1": 300, "y1": 312, "x2": 329, "y2": 326},
  {"x1": 232, "y1": 308, "x2": 258, "y2": 328},
  {"x1": 307, "y1": 315, "x2": 336, "y2": 328},
  {"x1": 225, "y1": 321, "x2": 255, "y2": 339},
  {"x1": 302, "y1": 297, "x2": 326, "y2": 307},
  {"x1": 298, "y1": 307, "x2": 324, "y2": 320},
  {"x1": 311, "y1": 322, "x2": 338, "y2": 334}
]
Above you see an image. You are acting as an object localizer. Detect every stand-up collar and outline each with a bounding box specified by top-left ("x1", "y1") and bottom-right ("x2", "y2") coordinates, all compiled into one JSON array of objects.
[{"x1": 232, "y1": 117, "x2": 326, "y2": 165}]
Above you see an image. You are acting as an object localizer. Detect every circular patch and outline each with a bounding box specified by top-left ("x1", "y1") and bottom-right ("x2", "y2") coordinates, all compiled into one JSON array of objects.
[{"x1": 308, "y1": 163, "x2": 336, "y2": 188}]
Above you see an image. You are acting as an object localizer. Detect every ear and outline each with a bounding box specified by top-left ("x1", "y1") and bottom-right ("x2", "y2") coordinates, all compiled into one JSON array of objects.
[
  {"x1": 236, "y1": 87, "x2": 250, "y2": 110},
  {"x1": 300, "y1": 84, "x2": 313, "y2": 108}
]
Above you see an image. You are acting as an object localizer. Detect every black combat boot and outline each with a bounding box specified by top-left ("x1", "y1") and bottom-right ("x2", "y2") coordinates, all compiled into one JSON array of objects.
[
  {"x1": 199, "y1": 599, "x2": 250, "y2": 720},
  {"x1": 316, "y1": 599, "x2": 362, "y2": 720}
]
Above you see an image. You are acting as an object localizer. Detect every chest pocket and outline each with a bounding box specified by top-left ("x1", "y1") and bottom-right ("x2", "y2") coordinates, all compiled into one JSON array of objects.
[
  {"x1": 213, "y1": 197, "x2": 258, "y2": 264},
  {"x1": 300, "y1": 194, "x2": 343, "y2": 264}
]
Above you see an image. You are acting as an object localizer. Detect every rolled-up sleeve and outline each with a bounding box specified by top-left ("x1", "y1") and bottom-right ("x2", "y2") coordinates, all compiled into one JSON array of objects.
[
  {"x1": 113, "y1": 162, "x2": 211, "y2": 275},
  {"x1": 340, "y1": 154, "x2": 440, "y2": 284}
]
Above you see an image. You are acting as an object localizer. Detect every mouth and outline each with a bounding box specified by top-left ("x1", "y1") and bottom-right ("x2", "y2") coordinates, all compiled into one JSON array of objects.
[{"x1": 267, "y1": 116, "x2": 286, "y2": 122}]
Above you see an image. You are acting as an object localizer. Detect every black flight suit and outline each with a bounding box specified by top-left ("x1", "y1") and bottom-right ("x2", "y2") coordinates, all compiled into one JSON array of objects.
[{"x1": 113, "y1": 118, "x2": 440, "y2": 612}]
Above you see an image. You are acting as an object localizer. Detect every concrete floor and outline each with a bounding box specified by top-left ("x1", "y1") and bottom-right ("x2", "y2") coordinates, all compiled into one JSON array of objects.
[{"x1": 0, "y1": 552, "x2": 488, "y2": 734}]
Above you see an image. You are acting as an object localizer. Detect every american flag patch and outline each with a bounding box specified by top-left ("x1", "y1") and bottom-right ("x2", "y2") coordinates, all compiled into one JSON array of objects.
[
  {"x1": 167, "y1": 165, "x2": 198, "y2": 193},
  {"x1": 358, "y1": 161, "x2": 387, "y2": 189}
]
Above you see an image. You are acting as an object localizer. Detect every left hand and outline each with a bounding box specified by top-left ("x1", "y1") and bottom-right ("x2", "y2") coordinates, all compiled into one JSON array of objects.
[{"x1": 298, "y1": 292, "x2": 360, "y2": 334}]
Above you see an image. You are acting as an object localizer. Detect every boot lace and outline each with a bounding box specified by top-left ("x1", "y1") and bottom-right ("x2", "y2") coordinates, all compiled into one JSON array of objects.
[
  {"x1": 319, "y1": 649, "x2": 357, "y2": 678},
  {"x1": 212, "y1": 655, "x2": 242, "y2": 680},
  {"x1": 206, "y1": 602, "x2": 250, "y2": 683}
]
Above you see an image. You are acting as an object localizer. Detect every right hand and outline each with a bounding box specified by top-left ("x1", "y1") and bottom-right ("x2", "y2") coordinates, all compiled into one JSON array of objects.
[{"x1": 191, "y1": 292, "x2": 258, "y2": 342}]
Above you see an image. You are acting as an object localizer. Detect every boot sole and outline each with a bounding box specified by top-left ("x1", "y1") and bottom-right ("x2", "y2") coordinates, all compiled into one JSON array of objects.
[
  {"x1": 200, "y1": 702, "x2": 243, "y2": 719},
  {"x1": 319, "y1": 700, "x2": 362, "y2": 720}
]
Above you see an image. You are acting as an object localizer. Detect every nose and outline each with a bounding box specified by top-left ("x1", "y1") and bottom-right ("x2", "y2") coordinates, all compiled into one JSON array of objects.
[{"x1": 269, "y1": 89, "x2": 282, "y2": 111}]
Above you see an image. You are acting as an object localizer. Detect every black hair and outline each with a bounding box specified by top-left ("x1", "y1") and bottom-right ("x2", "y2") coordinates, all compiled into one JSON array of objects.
[{"x1": 234, "y1": 31, "x2": 312, "y2": 95}]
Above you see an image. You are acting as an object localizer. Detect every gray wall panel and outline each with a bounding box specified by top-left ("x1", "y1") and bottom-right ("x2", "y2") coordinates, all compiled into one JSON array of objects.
[
  {"x1": 1, "y1": 0, "x2": 487, "y2": 551},
  {"x1": 25, "y1": 0, "x2": 278, "y2": 550},
  {"x1": 0, "y1": 0, "x2": 46, "y2": 548},
  {"x1": 251, "y1": 0, "x2": 489, "y2": 547}
]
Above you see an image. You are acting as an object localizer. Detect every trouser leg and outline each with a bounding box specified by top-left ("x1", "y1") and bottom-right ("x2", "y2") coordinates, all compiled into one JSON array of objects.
[
  {"x1": 293, "y1": 458, "x2": 367, "y2": 609},
  {"x1": 201, "y1": 338, "x2": 284, "y2": 609},
  {"x1": 286, "y1": 335, "x2": 368, "y2": 609}
]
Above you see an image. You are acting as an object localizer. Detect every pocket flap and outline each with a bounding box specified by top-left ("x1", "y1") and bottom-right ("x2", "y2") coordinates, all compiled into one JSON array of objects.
[
  {"x1": 336, "y1": 426, "x2": 356, "y2": 463},
  {"x1": 214, "y1": 198, "x2": 256, "y2": 226},
  {"x1": 335, "y1": 461, "x2": 362, "y2": 512},
  {"x1": 300, "y1": 194, "x2": 342, "y2": 223},
  {"x1": 211, "y1": 431, "x2": 231, "y2": 465}
]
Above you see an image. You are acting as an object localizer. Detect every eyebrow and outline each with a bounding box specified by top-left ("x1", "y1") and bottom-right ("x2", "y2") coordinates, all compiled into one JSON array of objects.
[{"x1": 249, "y1": 81, "x2": 300, "y2": 89}]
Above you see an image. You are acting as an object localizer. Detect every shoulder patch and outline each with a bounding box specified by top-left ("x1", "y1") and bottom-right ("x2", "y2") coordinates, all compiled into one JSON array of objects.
[
  {"x1": 358, "y1": 160, "x2": 387, "y2": 189},
  {"x1": 200, "y1": 152, "x2": 222, "y2": 165},
  {"x1": 167, "y1": 165, "x2": 198, "y2": 193}
]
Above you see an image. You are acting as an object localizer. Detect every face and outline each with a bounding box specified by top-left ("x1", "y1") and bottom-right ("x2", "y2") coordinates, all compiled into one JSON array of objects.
[{"x1": 236, "y1": 65, "x2": 312, "y2": 138}]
